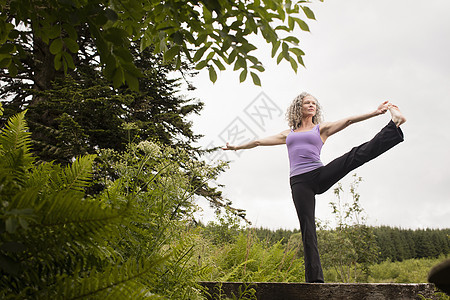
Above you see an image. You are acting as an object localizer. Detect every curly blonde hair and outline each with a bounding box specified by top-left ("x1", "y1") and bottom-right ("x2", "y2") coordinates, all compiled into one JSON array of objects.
[{"x1": 285, "y1": 92, "x2": 323, "y2": 130}]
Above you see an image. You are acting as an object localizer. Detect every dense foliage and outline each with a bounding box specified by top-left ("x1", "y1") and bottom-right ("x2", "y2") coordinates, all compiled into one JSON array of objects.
[
  {"x1": 198, "y1": 212, "x2": 449, "y2": 284},
  {"x1": 1, "y1": 0, "x2": 321, "y2": 89},
  {"x1": 0, "y1": 108, "x2": 223, "y2": 299}
]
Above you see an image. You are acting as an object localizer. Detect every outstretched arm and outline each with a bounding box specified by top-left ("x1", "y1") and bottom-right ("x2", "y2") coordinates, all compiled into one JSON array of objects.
[
  {"x1": 320, "y1": 101, "x2": 389, "y2": 142},
  {"x1": 223, "y1": 129, "x2": 290, "y2": 150}
]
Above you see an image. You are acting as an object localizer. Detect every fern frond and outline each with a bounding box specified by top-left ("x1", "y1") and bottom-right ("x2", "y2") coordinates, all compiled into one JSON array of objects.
[
  {"x1": 0, "y1": 110, "x2": 35, "y2": 196},
  {"x1": 48, "y1": 154, "x2": 96, "y2": 193},
  {"x1": 37, "y1": 257, "x2": 169, "y2": 300},
  {"x1": 0, "y1": 110, "x2": 32, "y2": 159}
]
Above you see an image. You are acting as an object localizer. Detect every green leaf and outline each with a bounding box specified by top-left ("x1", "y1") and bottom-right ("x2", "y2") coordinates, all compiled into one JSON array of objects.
[
  {"x1": 195, "y1": 33, "x2": 208, "y2": 46},
  {"x1": 288, "y1": 16, "x2": 295, "y2": 30},
  {"x1": 276, "y1": 51, "x2": 283, "y2": 64},
  {"x1": 48, "y1": 25, "x2": 61, "y2": 39},
  {"x1": 282, "y1": 42, "x2": 290, "y2": 59},
  {"x1": 284, "y1": 36, "x2": 300, "y2": 45},
  {"x1": 275, "y1": 25, "x2": 290, "y2": 32},
  {"x1": 124, "y1": 71, "x2": 139, "y2": 91},
  {"x1": 250, "y1": 72, "x2": 261, "y2": 86},
  {"x1": 277, "y1": 5, "x2": 286, "y2": 21},
  {"x1": 247, "y1": 55, "x2": 259, "y2": 65},
  {"x1": 113, "y1": 67, "x2": 124, "y2": 88},
  {"x1": 104, "y1": 28, "x2": 129, "y2": 45},
  {"x1": 230, "y1": 20, "x2": 243, "y2": 30},
  {"x1": 140, "y1": 33, "x2": 151, "y2": 53},
  {"x1": 103, "y1": 54, "x2": 117, "y2": 79},
  {"x1": 54, "y1": 53, "x2": 62, "y2": 70},
  {"x1": 221, "y1": 38, "x2": 231, "y2": 53},
  {"x1": 301, "y1": 6, "x2": 316, "y2": 20},
  {"x1": 182, "y1": 30, "x2": 195, "y2": 43},
  {"x1": 193, "y1": 43, "x2": 211, "y2": 62},
  {"x1": 62, "y1": 23, "x2": 78, "y2": 40},
  {"x1": 0, "y1": 43, "x2": 16, "y2": 54},
  {"x1": 62, "y1": 51, "x2": 75, "y2": 69},
  {"x1": 213, "y1": 59, "x2": 226, "y2": 71},
  {"x1": 63, "y1": 37, "x2": 79, "y2": 53},
  {"x1": 175, "y1": 55, "x2": 181, "y2": 69},
  {"x1": 289, "y1": 47, "x2": 305, "y2": 57},
  {"x1": 239, "y1": 69, "x2": 247, "y2": 82},
  {"x1": 113, "y1": 47, "x2": 134, "y2": 63},
  {"x1": 7, "y1": 62, "x2": 17, "y2": 77},
  {"x1": 209, "y1": 66, "x2": 217, "y2": 83},
  {"x1": 49, "y1": 39, "x2": 63, "y2": 55},
  {"x1": 171, "y1": 31, "x2": 184, "y2": 45},
  {"x1": 289, "y1": 57, "x2": 298, "y2": 73},
  {"x1": 297, "y1": 55, "x2": 305, "y2": 67},
  {"x1": 5, "y1": 218, "x2": 18, "y2": 234},
  {"x1": 227, "y1": 49, "x2": 238, "y2": 64},
  {"x1": 206, "y1": 51, "x2": 215, "y2": 60},
  {"x1": 0, "y1": 57, "x2": 11, "y2": 68},
  {"x1": 104, "y1": 8, "x2": 119, "y2": 21},
  {"x1": 240, "y1": 43, "x2": 257, "y2": 53},
  {"x1": 271, "y1": 41, "x2": 281, "y2": 58},
  {"x1": 250, "y1": 64, "x2": 265, "y2": 72},
  {"x1": 121, "y1": 61, "x2": 142, "y2": 78},
  {"x1": 295, "y1": 18, "x2": 310, "y2": 32},
  {"x1": 164, "y1": 46, "x2": 180, "y2": 62},
  {"x1": 233, "y1": 56, "x2": 246, "y2": 71},
  {"x1": 8, "y1": 29, "x2": 20, "y2": 40},
  {"x1": 195, "y1": 60, "x2": 208, "y2": 70}
]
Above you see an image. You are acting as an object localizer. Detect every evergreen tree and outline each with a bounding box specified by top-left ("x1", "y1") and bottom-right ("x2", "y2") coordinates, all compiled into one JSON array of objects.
[{"x1": 372, "y1": 226, "x2": 450, "y2": 262}]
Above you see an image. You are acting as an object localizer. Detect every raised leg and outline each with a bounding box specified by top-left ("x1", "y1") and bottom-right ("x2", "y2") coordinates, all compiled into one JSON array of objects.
[{"x1": 315, "y1": 120, "x2": 404, "y2": 194}]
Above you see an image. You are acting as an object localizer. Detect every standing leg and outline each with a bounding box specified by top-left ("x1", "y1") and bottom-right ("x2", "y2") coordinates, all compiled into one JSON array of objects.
[
  {"x1": 290, "y1": 176, "x2": 324, "y2": 283},
  {"x1": 316, "y1": 120, "x2": 404, "y2": 194}
]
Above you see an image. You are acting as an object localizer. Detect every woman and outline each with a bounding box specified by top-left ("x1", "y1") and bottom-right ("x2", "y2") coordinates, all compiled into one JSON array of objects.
[{"x1": 222, "y1": 92, "x2": 406, "y2": 283}]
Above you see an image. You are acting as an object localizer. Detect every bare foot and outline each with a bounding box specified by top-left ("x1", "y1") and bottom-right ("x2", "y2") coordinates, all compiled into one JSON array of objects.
[{"x1": 388, "y1": 104, "x2": 406, "y2": 127}]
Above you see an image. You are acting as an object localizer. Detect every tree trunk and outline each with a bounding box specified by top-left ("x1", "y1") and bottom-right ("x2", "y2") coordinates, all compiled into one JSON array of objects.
[{"x1": 32, "y1": 36, "x2": 56, "y2": 105}]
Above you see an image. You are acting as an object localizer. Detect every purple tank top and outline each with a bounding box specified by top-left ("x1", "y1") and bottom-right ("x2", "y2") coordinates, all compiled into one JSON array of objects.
[{"x1": 286, "y1": 124, "x2": 324, "y2": 177}]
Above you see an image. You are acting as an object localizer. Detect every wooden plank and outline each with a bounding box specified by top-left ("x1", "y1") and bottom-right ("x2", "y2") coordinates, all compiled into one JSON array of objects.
[{"x1": 199, "y1": 281, "x2": 436, "y2": 300}]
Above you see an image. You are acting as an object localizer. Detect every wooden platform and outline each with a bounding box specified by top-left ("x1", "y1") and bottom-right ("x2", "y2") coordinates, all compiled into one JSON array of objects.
[{"x1": 199, "y1": 281, "x2": 437, "y2": 300}]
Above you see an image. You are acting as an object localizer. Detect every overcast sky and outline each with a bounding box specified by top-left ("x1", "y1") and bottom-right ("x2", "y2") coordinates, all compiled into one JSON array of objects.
[{"x1": 186, "y1": 0, "x2": 450, "y2": 230}]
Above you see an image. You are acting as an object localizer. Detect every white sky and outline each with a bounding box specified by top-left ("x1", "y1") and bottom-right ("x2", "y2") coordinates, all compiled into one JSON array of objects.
[{"x1": 187, "y1": 0, "x2": 450, "y2": 230}]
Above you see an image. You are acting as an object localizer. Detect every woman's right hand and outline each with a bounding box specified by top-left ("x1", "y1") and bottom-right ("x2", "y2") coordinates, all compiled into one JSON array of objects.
[{"x1": 222, "y1": 143, "x2": 236, "y2": 151}]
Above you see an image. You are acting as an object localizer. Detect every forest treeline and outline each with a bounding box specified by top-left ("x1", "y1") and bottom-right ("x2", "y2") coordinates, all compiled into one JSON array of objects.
[{"x1": 250, "y1": 226, "x2": 450, "y2": 263}]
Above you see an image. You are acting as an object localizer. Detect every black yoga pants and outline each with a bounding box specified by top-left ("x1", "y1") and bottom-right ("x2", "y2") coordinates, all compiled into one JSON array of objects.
[{"x1": 290, "y1": 120, "x2": 404, "y2": 283}]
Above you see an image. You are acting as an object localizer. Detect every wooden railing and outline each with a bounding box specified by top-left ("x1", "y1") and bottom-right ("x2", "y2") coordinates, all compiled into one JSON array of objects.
[{"x1": 199, "y1": 281, "x2": 437, "y2": 300}]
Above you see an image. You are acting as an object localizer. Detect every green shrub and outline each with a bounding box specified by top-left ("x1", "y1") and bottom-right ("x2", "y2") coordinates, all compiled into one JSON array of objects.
[
  {"x1": 0, "y1": 110, "x2": 221, "y2": 299},
  {"x1": 199, "y1": 230, "x2": 305, "y2": 283},
  {"x1": 368, "y1": 256, "x2": 449, "y2": 283}
]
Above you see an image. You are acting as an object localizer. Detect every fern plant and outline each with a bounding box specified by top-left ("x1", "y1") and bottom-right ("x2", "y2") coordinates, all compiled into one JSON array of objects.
[{"x1": 0, "y1": 110, "x2": 218, "y2": 299}]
